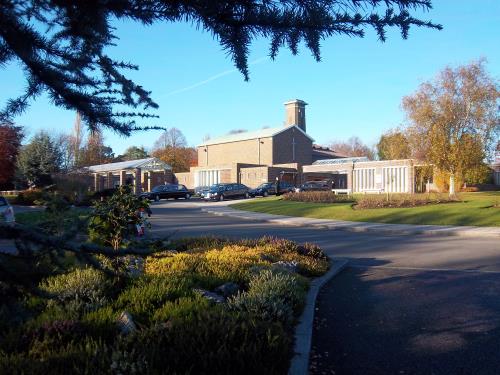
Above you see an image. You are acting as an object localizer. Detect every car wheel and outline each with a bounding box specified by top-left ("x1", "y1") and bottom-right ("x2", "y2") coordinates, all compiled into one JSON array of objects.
[
  {"x1": 219, "y1": 194, "x2": 224, "y2": 201},
  {"x1": 263, "y1": 191, "x2": 268, "y2": 197},
  {"x1": 155, "y1": 194, "x2": 160, "y2": 202},
  {"x1": 185, "y1": 193, "x2": 191, "y2": 199},
  {"x1": 245, "y1": 192, "x2": 250, "y2": 199}
]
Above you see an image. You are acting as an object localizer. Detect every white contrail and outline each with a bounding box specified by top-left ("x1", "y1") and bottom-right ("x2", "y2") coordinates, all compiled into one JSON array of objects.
[{"x1": 163, "y1": 56, "x2": 268, "y2": 97}]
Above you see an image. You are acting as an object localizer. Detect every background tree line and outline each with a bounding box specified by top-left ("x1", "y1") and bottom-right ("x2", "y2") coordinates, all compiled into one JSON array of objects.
[
  {"x1": 2, "y1": 60, "x2": 497, "y2": 193},
  {"x1": 0, "y1": 114, "x2": 197, "y2": 190},
  {"x1": 329, "y1": 59, "x2": 499, "y2": 193}
]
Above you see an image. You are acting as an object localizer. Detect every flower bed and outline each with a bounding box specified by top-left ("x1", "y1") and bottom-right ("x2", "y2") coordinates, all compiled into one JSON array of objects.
[
  {"x1": 0, "y1": 236, "x2": 329, "y2": 374},
  {"x1": 355, "y1": 193, "x2": 460, "y2": 209},
  {"x1": 282, "y1": 191, "x2": 355, "y2": 203}
]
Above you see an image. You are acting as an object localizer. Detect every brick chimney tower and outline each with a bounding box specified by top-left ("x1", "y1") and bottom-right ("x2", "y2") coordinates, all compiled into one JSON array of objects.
[{"x1": 284, "y1": 99, "x2": 307, "y2": 133}]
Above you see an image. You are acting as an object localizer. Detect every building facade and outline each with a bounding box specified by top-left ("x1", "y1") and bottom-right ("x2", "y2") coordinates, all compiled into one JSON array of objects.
[
  {"x1": 303, "y1": 157, "x2": 416, "y2": 193},
  {"x1": 176, "y1": 100, "x2": 316, "y2": 189},
  {"x1": 175, "y1": 99, "x2": 425, "y2": 193},
  {"x1": 87, "y1": 157, "x2": 173, "y2": 194}
]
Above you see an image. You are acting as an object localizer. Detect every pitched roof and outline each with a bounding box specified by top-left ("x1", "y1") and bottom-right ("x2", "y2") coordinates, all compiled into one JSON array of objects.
[
  {"x1": 198, "y1": 125, "x2": 314, "y2": 146},
  {"x1": 312, "y1": 144, "x2": 348, "y2": 161},
  {"x1": 87, "y1": 157, "x2": 171, "y2": 173}
]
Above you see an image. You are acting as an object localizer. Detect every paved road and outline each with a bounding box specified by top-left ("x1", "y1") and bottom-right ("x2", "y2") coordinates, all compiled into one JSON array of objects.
[
  {"x1": 148, "y1": 200, "x2": 500, "y2": 374},
  {"x1": 149, "y1": 200, "x2": 500, "y2": 273},
  {"x1": 0, "y1": 205, "x2": 43, "y2": 254}
]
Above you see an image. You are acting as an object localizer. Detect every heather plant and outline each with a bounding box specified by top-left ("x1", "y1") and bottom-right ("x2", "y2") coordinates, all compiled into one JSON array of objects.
[
  {"x1": 228, "y1": 269, "x2": 307, "y2": 326},
  {"x1": 152, "y1": 295, "x2": 210, "y2": 322},
  {"x1": 38, "y1": 268, "x2": 110, "y2": 310},
  {"x1": 115, "y1": 275, "x2": 194, "y2": 322},
  {"x1": 0, "y1": 236, "x2": 329, "y2": 374},
  {"x1": 112, "y1": 308, "x2": 291, "y2": 375}
]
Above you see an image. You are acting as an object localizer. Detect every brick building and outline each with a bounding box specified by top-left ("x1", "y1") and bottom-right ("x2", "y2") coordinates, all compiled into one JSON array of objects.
[
  {"x1": 176, "y1": 100, "x2": 320, "y2": 189},
  {"x1": 88, "y1": 157, "x2": 173, "y2": 194},
  {"x1": 175, "y1": 99, "x2": 421, "y2": 192}
]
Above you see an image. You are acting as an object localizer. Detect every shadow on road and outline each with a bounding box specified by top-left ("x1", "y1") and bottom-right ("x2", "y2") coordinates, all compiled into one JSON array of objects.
[{"x1": 310, "y1": 264, "x2": 500, "y2": 375}]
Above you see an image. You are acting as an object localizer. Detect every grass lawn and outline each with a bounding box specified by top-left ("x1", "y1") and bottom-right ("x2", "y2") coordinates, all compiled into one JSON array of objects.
[
  {"x1": 231, "y1": 192, "x2": 500, "y2": 227},
  {"x1": 16, "y1": 208, "x2": 90, "y2": 226}
]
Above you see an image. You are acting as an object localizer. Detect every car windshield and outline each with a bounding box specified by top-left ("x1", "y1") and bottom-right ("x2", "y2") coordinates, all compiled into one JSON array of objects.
[
  {"x1": 257, "y1": 183, "x2": 272, "y2": 189},
  {"x1": 151, "y1": 186, "x2": 165, "y2": 192},
  {"x1": 209, "y1": 184, "x2": 224, "y2": 191}
]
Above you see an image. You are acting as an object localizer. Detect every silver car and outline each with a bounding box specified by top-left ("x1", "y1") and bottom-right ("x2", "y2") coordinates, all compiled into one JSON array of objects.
[{"x1": 0, "y1": 196, "x2": 15, "y2": 223}]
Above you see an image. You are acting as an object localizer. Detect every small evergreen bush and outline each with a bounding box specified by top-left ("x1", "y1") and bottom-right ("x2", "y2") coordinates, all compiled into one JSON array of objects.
[
  {"x1": 12, "y1": 190, "x2": 44, "y2": 205},
  {"x1": 229, "y1": 269, "x2": 307, "y2": 326},
  {"x1": 88, "y1": 186, "x2": 150, "y2": 250},
  {"x1": 39, "y1": 268, "x2": 110, "y2": 310}
]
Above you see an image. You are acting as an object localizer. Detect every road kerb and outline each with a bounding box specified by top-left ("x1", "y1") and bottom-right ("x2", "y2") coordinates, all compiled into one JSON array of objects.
[
  {"x1": 200, "y1": 206, "x2": 500, "y2": 238},
  {"x1": 289, "y1": 258, "x2": 348, "y2": 375}
]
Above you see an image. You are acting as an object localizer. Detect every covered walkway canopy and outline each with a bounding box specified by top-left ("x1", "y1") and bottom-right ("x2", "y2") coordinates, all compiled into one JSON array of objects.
[{"x1": 87, "y1": 157, "x2": 172, "y2": 194}]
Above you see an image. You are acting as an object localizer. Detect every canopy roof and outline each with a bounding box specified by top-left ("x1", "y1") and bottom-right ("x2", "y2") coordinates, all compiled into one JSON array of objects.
[
  {"x1": 87, "y1": 157, "x2": 171, "y2": 173},
  {"x1": 312, "y1": 157, "x2": 369, "y2": 165}
]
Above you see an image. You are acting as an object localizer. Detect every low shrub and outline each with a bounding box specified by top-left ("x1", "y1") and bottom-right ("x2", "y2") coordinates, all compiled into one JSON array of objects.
[
  {"x1": 38, "y1": 268, "x2": 111, "y2": 310},
  {"x1": 152, "y1": 295, "x2": 210, "y2": 322},
  {"x1": 12, "y1": 190, "x2": 45, "y2": 206},
  {"x1": 0, "y1": 335, "x2": 110, "y2": 375},
  {"x1": 146, "y1": 240, "x2": 329, "y2": 282},
  {"x1": 88, "y1": 186, "x2": 151, "y2": 250},
  {"x1": 228, "y1": 269, "x2": 307, "y2": 326},
  {"x1": 115, "y1": 275, "x2": 194, "y2": 323},
  {"x1": 355, "y1": 193, "x2": 460, "y2": 209},
  {"x1": 282, "y1": 191, "x2": 355, "y2": 203},
  {"x1": 170, "y1": 236, "x2": 230, "y2": 252},
  {"x1": 145, "y1": 246, "x2": 266, "y2": 288},
  {"x1": 2, "y1": 236, "x2": 329, "y2": 374},
  {"x1": 113, "y1": 308, "x2": 291, "y2": 375}
]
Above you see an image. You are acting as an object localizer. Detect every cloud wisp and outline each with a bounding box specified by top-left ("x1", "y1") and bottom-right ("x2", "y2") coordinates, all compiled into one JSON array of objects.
[{"x1": 163, "y1": 56, "x2": 268, "y2": 97}]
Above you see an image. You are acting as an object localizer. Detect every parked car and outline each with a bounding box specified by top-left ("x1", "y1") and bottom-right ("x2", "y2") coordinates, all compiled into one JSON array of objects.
[
  {"x1": 202, "y1": 183, "x2": 250, "y2": 201},
  {"x1": 194, "y1": 185, "x2": 210, "y2": 196},
  {"x1": 0, "y1": 196, "x2": 15, "y2": 223},
  {"x1": 249, "y1": 181, "x2": 295, "y2": 197},
  {"x1": 141, "y1": 184, "x2": 191, "y2": 201},
  {"x1": 295, "y1": 181, "x2": 331, "y2": 192}
]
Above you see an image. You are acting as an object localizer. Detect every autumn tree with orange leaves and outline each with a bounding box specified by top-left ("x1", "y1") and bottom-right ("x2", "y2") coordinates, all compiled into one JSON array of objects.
[{"x1": 402, "y1": 59, "x2": 499, "y2": 195}]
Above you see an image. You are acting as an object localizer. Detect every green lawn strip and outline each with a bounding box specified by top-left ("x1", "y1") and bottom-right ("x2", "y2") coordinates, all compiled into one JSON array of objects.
[
  {"x1": 232, "y1": 192, "x2": 500, "y2": 227},
  {"x1": 16, "y1": 208, "x2": 90, "y2": 227}
]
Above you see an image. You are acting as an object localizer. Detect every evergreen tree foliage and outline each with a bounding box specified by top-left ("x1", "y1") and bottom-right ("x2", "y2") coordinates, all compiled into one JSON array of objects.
[
  {"x1": 121, "y1": 146, "x2": 149, "y2": 161},
  {"x1": 0, "y1": 122, "x2": 23, "y2": 188},
  {"x1": 16, "y1": 131, "x2": 62, "y2": 187},
  {"x1": 0, "y1": 1, "x2": 441, "y2": 135}
]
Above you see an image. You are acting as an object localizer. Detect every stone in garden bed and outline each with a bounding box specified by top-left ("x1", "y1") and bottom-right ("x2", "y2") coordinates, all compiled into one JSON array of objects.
[
  {"x1": 117, "y1": 311, "x2": 136, "y2": 335},
  {"x1": 272, "y1": 260, "x2": 299, "y2": 273},
  {"x1": 215, "y1": 282, "x2": 240, "y2": 298},
  {"x1": 194, "y1": 288, "x2": 226, "y2": 304}
]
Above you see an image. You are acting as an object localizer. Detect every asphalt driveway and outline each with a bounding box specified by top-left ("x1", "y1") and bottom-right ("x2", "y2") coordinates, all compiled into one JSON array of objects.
[{"x1": 148, "y1": 200, "x2": 500, "y2": 374}]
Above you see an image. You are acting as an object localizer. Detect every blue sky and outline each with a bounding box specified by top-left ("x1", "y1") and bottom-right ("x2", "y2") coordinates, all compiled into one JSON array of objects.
[{"x1": 1, "y1": 0, "x2": 499, "y2": 154}]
